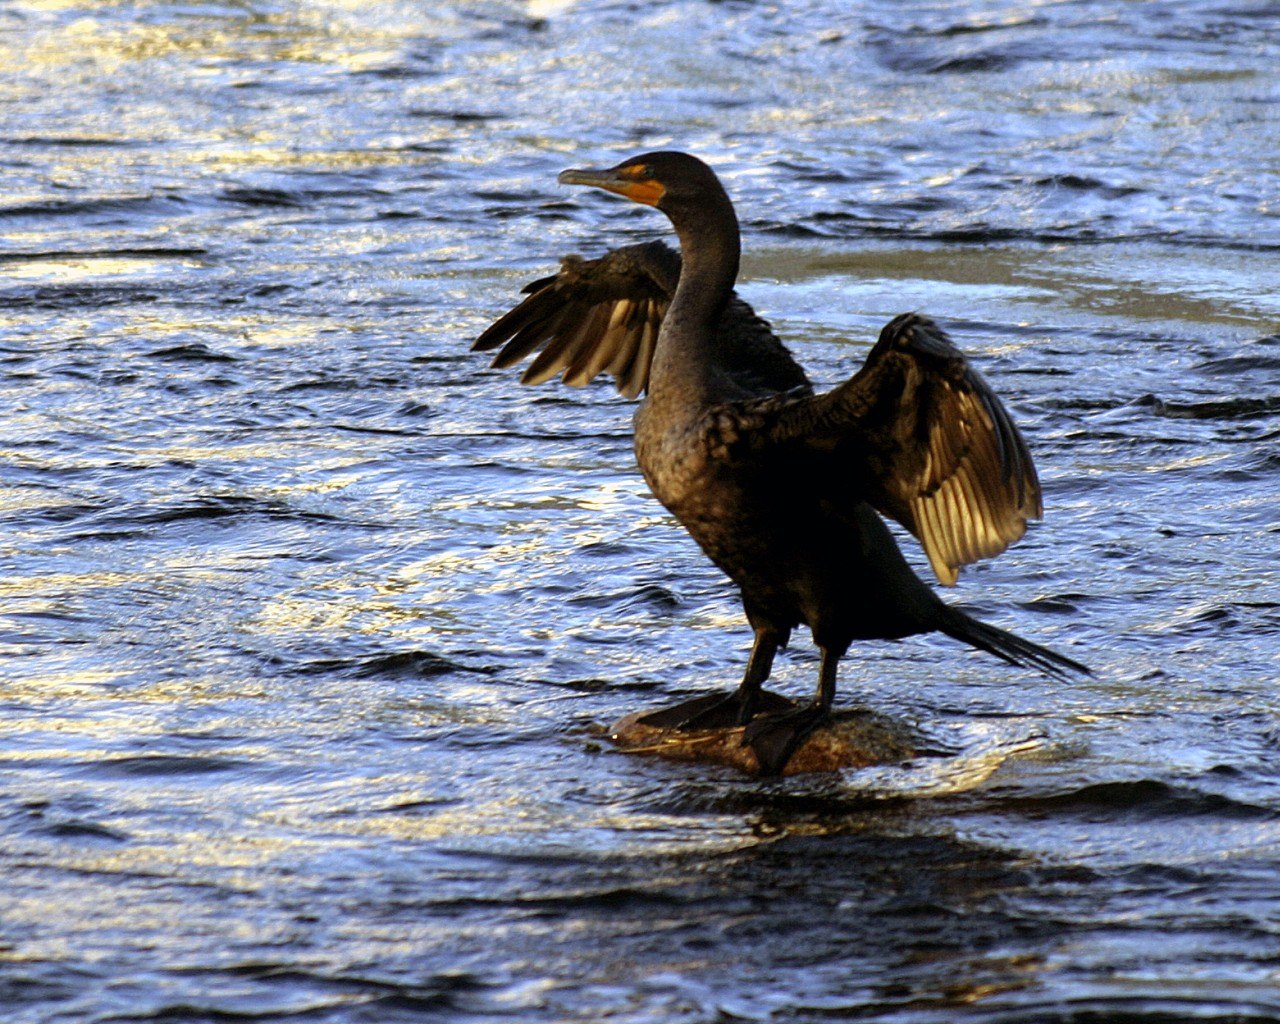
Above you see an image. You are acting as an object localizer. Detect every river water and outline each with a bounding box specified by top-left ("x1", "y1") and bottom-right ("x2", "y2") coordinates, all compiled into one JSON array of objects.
[{"x1": 2, "y1": 1, "x2": 1279, "y2": 1021}]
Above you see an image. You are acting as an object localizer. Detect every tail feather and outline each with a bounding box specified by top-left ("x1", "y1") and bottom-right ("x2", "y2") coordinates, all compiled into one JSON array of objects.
[{"x1": 941, "y1": 609, "x2": 1090, "y2": 679}]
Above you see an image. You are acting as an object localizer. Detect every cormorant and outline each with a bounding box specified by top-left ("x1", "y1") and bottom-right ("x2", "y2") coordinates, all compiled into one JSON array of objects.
[{"x1": 474, "y1": 151, "x2": 1088, "y2": 775}]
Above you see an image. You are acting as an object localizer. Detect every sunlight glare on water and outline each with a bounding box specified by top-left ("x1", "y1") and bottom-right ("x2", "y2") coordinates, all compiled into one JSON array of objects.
[{"x1": 2, "y1": 1, "x2": 1279, "y2": 1021}]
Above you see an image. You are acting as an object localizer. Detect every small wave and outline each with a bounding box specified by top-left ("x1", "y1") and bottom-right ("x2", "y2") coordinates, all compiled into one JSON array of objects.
[
  {"x1": 960, "y1": 994, "x2": 1280, "y2": 1023},
  {"x1": 82, "y1": 755, "x2": 246, "y2": 779},
  {"x1": 1005, "y1": 778, "x2": 1275, "y2": 821},
  {"x1": 577, "y1": 540, "x2": 638, "y2": 557},
  {"x1": 219, "y1": 186, "x2": 306, "y2": 208},
  {"x1": 927, "y1": 14, "x2": 1048, "y2": 37},
  {"x1": 566, "y1": 582, "x2": 681, "y2": 612},
  {"x1": 1020, "y1": 593, "x2": 1087, "y2": 615},
  {"x1": 1159, "y1": 601, "x2": 1280, "y2": 637},
  {"x1": 37, "y1": 819, "x2": 129, "y2": 842},
  {"x1": 349, "y1": 61, "x2": 436, "y2": 81},
  {"x1": 146, "y1": 343, "x2": 238, "y2": 363},
  {"x1": 140, "y1": 966, "x2": 499, "y2": 1021},
  {"x1": 1193, "y1": 335, "x2": 1280, "y2": 376},
  {"x1": 132, "y1": 495, "x2": 342, "y2": 526},
  {"x1": 867, "y1": 30, "x2": 1041, "y2": 75},
  {"x1": 4, "y1": 134, "x2": 136, "y2": 147},
  {"x1": 295, "y1": 650, "x2": 495, "y2": 678},
  {"x1": 423, "y1": 883, "x2": 692, "y2": 916},
  {"x1": 1134, "y1": 392, "x2": 1280, "y2": 421},
  {"x1": 408, "y1": 108, "x2": 504, "y2": 123},
  {"x1": 0, "y1": 283, "x2": 160, "y2": 310},
  {"x1": 1032, "y1": 173, "x2": 1145, "y2": 199},
  {"x1": 766, "y1": 158, "x2": 868, "y2": 185},
  {"x1": 0, "y1": 246, "x2": 206, "y2": 264},
  {"x1": 922, "y1": 50, "x2": 1029, "y2": 73},
  {"x1": 1196, "y1": 353, "x2": 1280, "y2": 375},
  {"x1": 277, "y1": 375, "x2": 361, "y2": 393},
  {"x1": 45, "y1": 494, "x2": 346, "y2": 542},
  {"x1": 1249, "y1": 450, "x2": 1280, "y2": 472},
  {"x1": 19, "y1": 500, "x2": 114, "y2": 526},
  {"x1": 0, "y1": 195, "x2": 180, "y2": 219}
]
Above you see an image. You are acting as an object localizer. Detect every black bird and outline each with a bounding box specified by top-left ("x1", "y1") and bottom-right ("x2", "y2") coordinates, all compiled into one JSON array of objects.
[{"x1": 474, "y1": 151, "x2": 1087, "y2": 774}]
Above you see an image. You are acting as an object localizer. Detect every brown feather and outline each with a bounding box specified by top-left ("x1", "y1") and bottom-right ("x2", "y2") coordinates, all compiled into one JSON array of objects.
[{"x1": 471, "y1": 240, "x2": 679, "y2": 398}]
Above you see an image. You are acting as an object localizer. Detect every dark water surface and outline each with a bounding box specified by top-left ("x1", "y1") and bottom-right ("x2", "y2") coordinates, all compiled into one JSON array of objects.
[{"x1": 3, "y1": 1, "x2": 1280, "y2": 1021}]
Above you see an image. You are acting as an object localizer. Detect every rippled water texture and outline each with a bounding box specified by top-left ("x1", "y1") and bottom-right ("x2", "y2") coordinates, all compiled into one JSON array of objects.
[{"x1": 3, "y1": 2, "x2": 1280, "y2": 1021}]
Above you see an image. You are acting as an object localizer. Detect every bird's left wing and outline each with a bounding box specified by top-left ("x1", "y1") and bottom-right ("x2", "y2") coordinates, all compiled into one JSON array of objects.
[
  {"x1": 705, "y1": 313, "x2": 1042, "y2": 586},
  {"x1": 472, "y1": 240, "x2": 678, "y2": 399}
]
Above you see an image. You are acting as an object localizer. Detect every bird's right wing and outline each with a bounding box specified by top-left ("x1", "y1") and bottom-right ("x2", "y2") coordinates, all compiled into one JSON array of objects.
[
  {"x1": 705, "y1": 314, "x2": 1043, "y2": 586},
  {"x1": 472, "y1": 240, "x2": 678, "y2": 399}
]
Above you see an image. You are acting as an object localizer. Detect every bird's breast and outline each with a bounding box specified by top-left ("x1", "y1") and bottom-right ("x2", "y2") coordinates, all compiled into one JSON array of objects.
[
  {"x1": 633, "y1": 402, "x2": 782, "y2": 571},
  {"x1": 632, "y1": 400, "x2": 714, "y2": 512}
]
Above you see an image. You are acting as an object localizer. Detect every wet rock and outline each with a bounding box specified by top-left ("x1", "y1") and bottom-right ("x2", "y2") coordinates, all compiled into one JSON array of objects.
[{"x1": 610, "y1": 691, "x2": 916, "y2": 776}]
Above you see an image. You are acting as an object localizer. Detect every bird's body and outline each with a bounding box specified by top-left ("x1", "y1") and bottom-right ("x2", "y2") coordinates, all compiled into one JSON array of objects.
[
  {"x1": 635, "y1": 356, "x2": 931, "y2": 653},
  {"x1": 474, "y1": 151, "x2": 1087, "y2": 773}
]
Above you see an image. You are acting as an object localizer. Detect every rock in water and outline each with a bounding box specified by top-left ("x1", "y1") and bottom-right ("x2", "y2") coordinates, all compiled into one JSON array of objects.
[{"x1": 609, "y1": 692, "x2": 916, "y2": 776}]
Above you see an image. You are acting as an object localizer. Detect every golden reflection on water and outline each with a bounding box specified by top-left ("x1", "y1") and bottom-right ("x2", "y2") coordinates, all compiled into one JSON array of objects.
[
  {"x1": 0, "y1": 667, "x2": 133, "y2": 709},
  {"x1": 8, "y1": 4, "x2": 422, "y2": 75},
  {"x1": 347, "y1": 794, "x2": 745, "y2": 848},
  {"x1": 0, "y1": 486, "x2": 77, "y2": 516},
  {"x1": 0, "y1": 570, "x2": 151, "y2": 601},
  {"x1": 248, "y1": 560, "x2": 485, "y2": 640},
  {"x1": 205, "y1": 146, "x2": 438, "y2": 172},
  {"x1": 1, "y1": 0, "x2": 469, "y2": 193},
  {"x1": 3, "y1": 256, "x2": 201, "y2": 282}
]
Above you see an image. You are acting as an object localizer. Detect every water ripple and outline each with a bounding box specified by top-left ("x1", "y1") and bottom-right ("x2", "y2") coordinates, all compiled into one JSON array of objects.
[{"x1": 2, "y1": 1, "x2": 1278, "y2": 1021}]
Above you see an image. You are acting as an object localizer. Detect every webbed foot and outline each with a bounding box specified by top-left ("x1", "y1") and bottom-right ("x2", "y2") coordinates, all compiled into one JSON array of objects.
[
  {"x1": 741, "y1": 703, "x2": 832, "y2": 776},
  {"x1": 636, "y1": 688, "x2": 794, "y2": 731}
]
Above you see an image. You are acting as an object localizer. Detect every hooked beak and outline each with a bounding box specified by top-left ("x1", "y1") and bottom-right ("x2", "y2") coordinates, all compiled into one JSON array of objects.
[{"x1": 558, "y1": 166, "x2": 666, "y2": 207}]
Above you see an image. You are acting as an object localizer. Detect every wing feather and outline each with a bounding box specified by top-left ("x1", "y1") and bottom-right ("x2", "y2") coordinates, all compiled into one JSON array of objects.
[
  {"x1": 706, "y1": 313, "x2": 1042, "y2": 586},
  {"x1": 483, "y1": 290, "x2": 568, "y2": 369},
  {"x1": 523, "y1": 302, "x2": 608, "y2": 385},
  {"x1": 619, "y1": 314, "x2": 659, "y2": 399},
  {"x1": 473, "y1": 241, "x2": 678, "y2": 398},
  {"x1": 566, "y1": 300, "x2": 634, "y2": 385}
]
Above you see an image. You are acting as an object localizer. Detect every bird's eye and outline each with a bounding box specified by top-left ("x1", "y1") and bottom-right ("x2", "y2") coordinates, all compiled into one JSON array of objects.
[{"x1": 638, "y1": 166, "x2": 654, "y2": 179}]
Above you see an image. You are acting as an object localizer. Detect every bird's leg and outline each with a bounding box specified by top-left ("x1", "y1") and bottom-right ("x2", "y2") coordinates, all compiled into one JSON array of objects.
[
  {"x1": 741, "y1": 645, "x2": 839, "y2": 776},
  {"x1": 636, "y1": 628, "x2": 791, "y2": 730}
]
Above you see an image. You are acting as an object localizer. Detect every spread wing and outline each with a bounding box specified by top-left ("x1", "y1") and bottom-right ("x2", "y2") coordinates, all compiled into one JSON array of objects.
[
  {"x1": 472, "y1": 240, "x2": 678, "y2": 400},
  {"x1": 709, "y1": 313, "x2": 1042, "y2": 586}
]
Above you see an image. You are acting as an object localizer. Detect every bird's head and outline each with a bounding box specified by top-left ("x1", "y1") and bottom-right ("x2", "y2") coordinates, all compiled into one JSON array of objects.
[{"x1": 558, "y1": 151, "x2": 729, "y2": 216}]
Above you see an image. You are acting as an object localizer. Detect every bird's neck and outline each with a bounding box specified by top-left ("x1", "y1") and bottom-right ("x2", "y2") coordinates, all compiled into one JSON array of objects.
[
  {"x1": 649, "y1": 200, "x2": 741, "y2": 396},
  {"x1": 670, "y1": 204, "x2": 741, "y2": 328}
]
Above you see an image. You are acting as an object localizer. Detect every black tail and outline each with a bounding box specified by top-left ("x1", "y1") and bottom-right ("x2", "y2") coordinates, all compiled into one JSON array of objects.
[{"x1": 941, "y1": 609, "x2": 1090, "y2": 679}]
